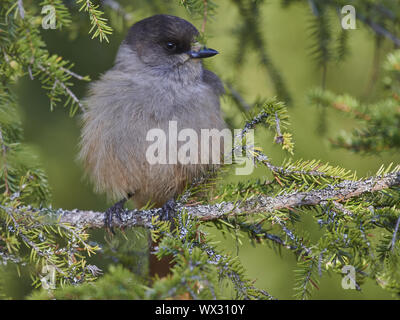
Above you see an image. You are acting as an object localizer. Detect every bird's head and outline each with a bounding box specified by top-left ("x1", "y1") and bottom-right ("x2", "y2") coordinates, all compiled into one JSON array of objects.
[{"x1": 121, "y1": 14, "x2": 218, "y2": 80}]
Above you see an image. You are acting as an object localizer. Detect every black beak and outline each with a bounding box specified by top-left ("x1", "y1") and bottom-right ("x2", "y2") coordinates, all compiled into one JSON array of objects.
[{"x1": 187, "y1": 47, "x2": 219, "y2": 59}]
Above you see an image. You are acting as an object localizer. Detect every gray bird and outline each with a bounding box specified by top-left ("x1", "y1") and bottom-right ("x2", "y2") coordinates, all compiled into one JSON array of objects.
[{"x1": 79, "y1": 14, "x2": 226, "y2": 229}]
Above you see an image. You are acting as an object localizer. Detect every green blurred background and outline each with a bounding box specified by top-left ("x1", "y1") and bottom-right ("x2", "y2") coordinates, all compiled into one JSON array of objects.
[{"x1": 8, "y1": 0, "x2": 400, "y2": 299}]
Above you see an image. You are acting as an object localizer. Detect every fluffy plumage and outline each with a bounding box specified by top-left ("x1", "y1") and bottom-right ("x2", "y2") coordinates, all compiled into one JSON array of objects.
[{"x1": 79, "y1": 14, "x2": 225, "y2": 208}]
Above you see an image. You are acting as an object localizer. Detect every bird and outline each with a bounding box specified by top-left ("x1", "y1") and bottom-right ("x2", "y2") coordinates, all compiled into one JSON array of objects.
[{"x1": 78, "y1": 14, "x2": 226, "y2": 233}]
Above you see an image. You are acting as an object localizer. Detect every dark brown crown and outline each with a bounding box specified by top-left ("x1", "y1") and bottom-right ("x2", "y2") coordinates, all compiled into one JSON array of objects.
[{"x1": 126, "y1": 14, "x2": 199, "y2": 54}]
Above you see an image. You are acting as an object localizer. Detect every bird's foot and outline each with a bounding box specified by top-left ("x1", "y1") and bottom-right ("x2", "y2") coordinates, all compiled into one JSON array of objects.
[
  {"x1": 104, "y1": 198, "x2": 127, "y2": 234},
  {"x1": 160, "y1": 199, "x2": 176, "y2": 222}
]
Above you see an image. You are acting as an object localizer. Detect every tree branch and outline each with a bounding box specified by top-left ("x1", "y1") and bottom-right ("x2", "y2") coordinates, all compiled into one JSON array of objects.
[
  {"x1": 54, "y1": 172, "x2": 400, "y2": 229},
  {"x1": 356, "y1": 13, "x2": 400, "y2": 47}
]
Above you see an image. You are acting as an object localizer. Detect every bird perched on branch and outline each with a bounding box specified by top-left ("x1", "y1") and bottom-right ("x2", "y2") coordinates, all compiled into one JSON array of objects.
[{"x1": 79, "y1": 14, "x2": 226, "y2": 233}]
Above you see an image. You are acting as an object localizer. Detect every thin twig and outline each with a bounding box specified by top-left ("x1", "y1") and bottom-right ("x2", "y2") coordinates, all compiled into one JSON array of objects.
[
  {"x1": 0, "y1": 127, "x2": 10, "y2": 195},
  {"x1": 201, "y1": 0, "x2": 208, "y2": 34},
  {"x1": 37, "y1": 64, "x2": 86, "y2": 112},
  {"x1": 17, "y1": 0, "x2": 25, "y2": 19},
  {"x1": 1, "y1": 205, "x2": 65, "y2": 274},
  {"x1": 274, "y1": 112, "x2": 284, "y2": 144},
  {"x1": 225, "y1": 81, "x2": 251, "y2": 112},
  {"x1": 101, "y1": 0, "x2": 132, "y2": 21},
  {"x1": 27, "y1": 65, "x2": 34, "y2": 80},
  {"x1": 54, "y1": 78, "x2": 86, "y2": 111},
  {"x1": 60, "y1": 67, "x2": 86, "y2": 81},
  {"x1": 308, "y1": 0, "x2": 319, "y2": 17},
  {"x1": 357, "y1": 13, "x2": 400, "y2": 47},
  {"x1": 391, "y1": 215, "x2": 400, "y2": 252}
]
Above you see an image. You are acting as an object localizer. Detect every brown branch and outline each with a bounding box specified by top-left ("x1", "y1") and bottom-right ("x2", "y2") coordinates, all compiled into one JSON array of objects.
[
  {"x1": 332, "y1": 102, "x2": 371, "y2": 121},
  {"x1": 55, "y1": 172, "x2": 400, "y2": 229}
]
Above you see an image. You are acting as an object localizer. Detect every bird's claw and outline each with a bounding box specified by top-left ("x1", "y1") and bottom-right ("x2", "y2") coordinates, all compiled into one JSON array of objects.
[
  {"x1": 104, "y1": 198, "x2": 126, "y2": 234},
  {"x1": 160, "y1": 199, "x2": 176, "y2": 222}
]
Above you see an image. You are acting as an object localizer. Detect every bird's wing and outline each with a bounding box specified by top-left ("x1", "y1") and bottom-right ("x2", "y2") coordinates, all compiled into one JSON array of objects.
[{"x1": 202, "y1": 69, "x2": 225, "y2": 96}]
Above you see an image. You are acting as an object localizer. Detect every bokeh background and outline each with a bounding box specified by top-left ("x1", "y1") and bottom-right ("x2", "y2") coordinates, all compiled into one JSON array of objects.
[{"x1": 6, "y1": 0, "x2": 399, "y2": 299}]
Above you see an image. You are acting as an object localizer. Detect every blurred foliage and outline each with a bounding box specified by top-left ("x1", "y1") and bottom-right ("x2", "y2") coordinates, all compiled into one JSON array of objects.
[
  {"x1": 308, "y1": 50, "x2": 400, "y2": 152},
  {"x1": 0, "y1": 0, "x2": 400, "y2": 300},
  {"x1": 29, "y1": 265, "x2": 144, "y2": 299}
]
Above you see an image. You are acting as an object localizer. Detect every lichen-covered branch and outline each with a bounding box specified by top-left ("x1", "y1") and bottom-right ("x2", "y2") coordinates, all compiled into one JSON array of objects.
[{"x1": 55, "y1": 172, "x2": 400, "y2": 229}]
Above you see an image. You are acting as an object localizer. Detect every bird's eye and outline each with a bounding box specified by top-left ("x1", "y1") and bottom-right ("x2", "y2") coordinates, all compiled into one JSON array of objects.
[{"x1": 165, "y1": 41, "x2": 177, "y2": 51}]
